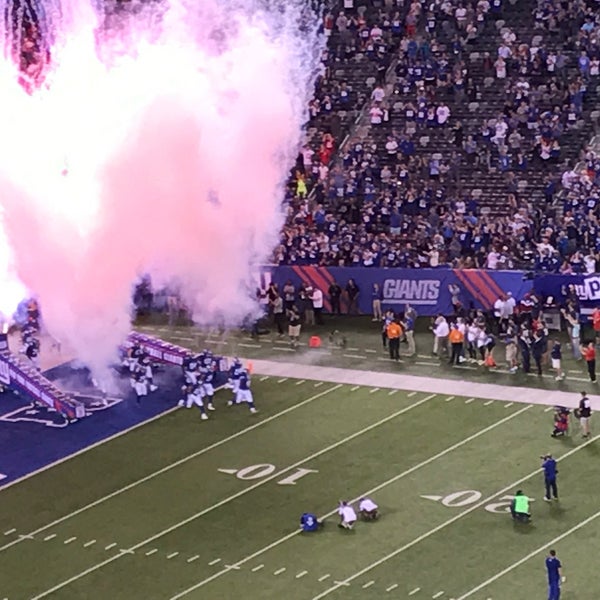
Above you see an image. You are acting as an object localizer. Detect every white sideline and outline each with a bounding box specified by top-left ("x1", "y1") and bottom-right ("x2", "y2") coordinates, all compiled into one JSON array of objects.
[
  {"x1": 311, "y1": 433, "x2": 600, "y2": 600},
  {"x1": 0, "y1": 384, "x2": 343, "y2": 554},
  {"x1": 167, "y1": 404, "x2": 532, "y2": 599},
  {"x1": 455, "y1": 508, "x2": 600, "y2": 599},
  {"x1": 29, "y1": 394, "x2": 436, "y2": 599}
]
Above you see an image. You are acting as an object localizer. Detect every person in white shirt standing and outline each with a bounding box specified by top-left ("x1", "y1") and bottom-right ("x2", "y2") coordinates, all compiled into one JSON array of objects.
[
  {"x1": 312, "y1": 287, "x2": 324, "y2": 325},
  {"x1": 432, "y1": 314, "x2": 449, "y2": 356},
  {"x1": 338, "y1": 501, "x2": 358, "y2": 530}
]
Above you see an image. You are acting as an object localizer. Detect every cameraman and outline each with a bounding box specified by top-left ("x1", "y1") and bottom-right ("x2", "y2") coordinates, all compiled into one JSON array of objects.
[{"x1": 541, "y1": 454, "x2": 558, "y2": 501}]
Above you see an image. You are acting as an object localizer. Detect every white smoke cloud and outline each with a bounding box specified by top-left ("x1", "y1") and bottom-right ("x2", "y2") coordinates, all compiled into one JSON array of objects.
[{"x1": 0, "y1": 0, "x2": 324, "y2": 377}]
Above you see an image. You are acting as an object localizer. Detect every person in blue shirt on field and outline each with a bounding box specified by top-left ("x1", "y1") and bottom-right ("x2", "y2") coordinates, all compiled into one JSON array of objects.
[
  {"x1": 545, "y1": 549, "x2": 565, "y2": 600},
  {"x1": 299, "y1": 513, "x2": 323, "y2": 532},
  {"x1": 541, "y1": 454, "x2": 558, "y2": 501}
]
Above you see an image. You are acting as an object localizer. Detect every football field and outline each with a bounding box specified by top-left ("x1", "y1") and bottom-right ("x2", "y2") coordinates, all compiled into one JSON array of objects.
[{"x1": 1, "y1": 376, "x2": 599, "y2": 600}]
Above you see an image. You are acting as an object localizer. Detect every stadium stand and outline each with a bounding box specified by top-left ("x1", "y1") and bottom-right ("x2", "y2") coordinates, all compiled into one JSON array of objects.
[{"x1": 279, "y1": 0, "x2": 600, "y2": 272}]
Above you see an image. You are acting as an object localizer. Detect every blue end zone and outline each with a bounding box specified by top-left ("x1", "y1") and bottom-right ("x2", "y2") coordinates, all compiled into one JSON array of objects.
[{"x1": 0, "y1": 361, "x2": 192, "y2": 488}]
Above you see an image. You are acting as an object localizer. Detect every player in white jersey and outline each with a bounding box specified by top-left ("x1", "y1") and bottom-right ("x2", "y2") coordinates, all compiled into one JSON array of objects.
[
  {"x1": 358, "y1": 497, "x2": 379, "y2": 520},
  {"x1": 338, "y1": 501, "x2": 357, "y2": 529}
]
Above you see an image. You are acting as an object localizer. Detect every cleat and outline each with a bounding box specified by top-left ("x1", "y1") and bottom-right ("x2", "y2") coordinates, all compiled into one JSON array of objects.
[
  {"x1": 207, "y1": 404, "x2": 215, "y2": 411},
  {"x1": 177, "y1": 400, "x2": 185, "y2": 407},
  {"x1": 150, "y1": 384, "x2": 158, "y2": 392},
  {"x1": 227, "y1": 400, "x2": 233, "y2": 406},
  {"x1": 544, "y1": 497, "x2": 551, "y2": 502},
  {"x1": 250, "y1": 407, "x2": 257, "y2": 414},
  {"x1": 200, "y1": 413, "x2": 208, "y2": 420}
]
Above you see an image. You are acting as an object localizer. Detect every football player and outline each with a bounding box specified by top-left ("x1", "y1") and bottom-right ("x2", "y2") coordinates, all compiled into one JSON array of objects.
[{"x1": 230, "y1": 369, "x2": 257, "y2": 413}]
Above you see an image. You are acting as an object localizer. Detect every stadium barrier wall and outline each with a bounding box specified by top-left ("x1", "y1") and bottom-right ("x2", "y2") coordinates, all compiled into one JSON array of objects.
[
  {"x1": 260, "y1": 267, "x2": 534, "y2": 317},
  {"x1": 0, "y1": 335, "x2": 85, "y2": 420},
  {"x1": 125, "y1": 332, "x2": 229, "y2": 387}
]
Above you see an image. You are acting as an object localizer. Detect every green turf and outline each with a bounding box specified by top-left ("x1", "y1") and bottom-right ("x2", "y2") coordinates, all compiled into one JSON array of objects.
[
  {"x1": 135, "y1": 315, "x2": 597, "y2": 393},
  {"x1": 0, "y1": 378, "x2": 598, "y2": 600}
]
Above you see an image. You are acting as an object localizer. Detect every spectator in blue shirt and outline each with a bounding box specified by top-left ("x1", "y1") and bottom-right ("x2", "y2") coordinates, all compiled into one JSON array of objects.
[
  {"x1": 541, "y1": 454, "x2": 558, "y2": 501},
  {"x1": 545, "y1": 550, "x2": 565, "y2": 600}
]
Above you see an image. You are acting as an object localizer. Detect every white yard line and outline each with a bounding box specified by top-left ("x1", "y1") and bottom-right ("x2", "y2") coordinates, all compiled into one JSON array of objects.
[
  {"x1": 455, "y1": 508, "x2": 600, "y2": 599},
  {"x1": 31, "y1": 395, "x2": 436, "y2": 600},
  {"x1": 0, "y1": 384, "x2": 343, "y2": 555},
  {"x1": 165, "y1": 404, "x2": 530, "y2": 599},
  {"x1": 311, "y1": 433, "x2": 600, "y2": 600}
]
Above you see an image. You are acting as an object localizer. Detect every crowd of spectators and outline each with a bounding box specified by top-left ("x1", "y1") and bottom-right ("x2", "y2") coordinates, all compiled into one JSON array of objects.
[{"x1": 277, "y1": 0, "x2": 600, "y2": 273}]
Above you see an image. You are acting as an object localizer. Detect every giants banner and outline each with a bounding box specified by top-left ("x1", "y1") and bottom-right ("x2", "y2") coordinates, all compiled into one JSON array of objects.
[{"x1": 260, "y1": 267, "x2": 533, "y2": 317}]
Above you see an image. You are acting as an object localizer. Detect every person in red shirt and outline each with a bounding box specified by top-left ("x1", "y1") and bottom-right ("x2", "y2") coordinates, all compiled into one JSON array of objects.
[{"x1": 582, "y1": 342, "x2": 597, "y2": 383}]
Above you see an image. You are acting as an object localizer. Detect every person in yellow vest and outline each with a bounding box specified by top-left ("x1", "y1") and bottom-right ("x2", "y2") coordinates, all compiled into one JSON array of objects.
[
  {"x1": 387, "y1": 319, "x2": 403, "y2": 361},
  {"x1": 449, "y1": 323, "x2": 465, "y2": 366},
  {"x1": 296, "y1": 172, "x2": 307, "y2": 199},
  {"x1": 510, "y1": 489, "x2": 531, "y2": 523}
]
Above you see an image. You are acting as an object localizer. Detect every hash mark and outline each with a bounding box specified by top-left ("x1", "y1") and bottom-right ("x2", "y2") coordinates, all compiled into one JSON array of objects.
[
  {"x1": 146, "y1": 549, "x2": 158, "y2": 556},
  {"x1": 386, "y1": 583, "x2": 399, "y2": 592},
  {"x1": 445, "y1": 396, "x2": 455, "y2": 402},
  {"x1": 252, "y1": 564, "x2": 265, "y2": 572},
  {"x1": 484, "y1": 400, "x2": 494, "y2": 406},
  {"x1": 277, "y1": 378, "x2": 288, "y2": 383},
  {"x1": 465, "y1": 398, "x2": 475, "y2": 404},
  {"x1": 3, "y1": 529, "x2": 16, "y2": 536},
  {"x1": 545, "y1": 406, "x2": 554, "y2": 412},
  {"x1": 365, "y1": 349, "x2": 377, "y2": 353},
  {"x1": 225, "y1": 564, "x2": 241, "y2": 570},
  {"x1": 363, "y1": 580, "x2": 375, "y2": 588},
  {"x1": 432, "y1": 592, "x2": 444, "y2": 599},
  {"x1": 64, "y1": 537, "x2": 77, "y2": 544},
  {"x1": 274, "y1": 568, "x2": 286, "y2": 575},
  {"x1": 259, "y1": 376, "x2": 269, "y2": 382},
  {"x1": 369, "y1": 388, "x2": 380, "y2": 394},
  {"x1": 105, "y1": 543, "x2": 117, "y2": 550},
  {"x1": 83, "y1": 540, "x2": 96, "y2": 547},
  {"x1": 407, "y1": 391, "x2": 417, "y2": 397},
  {"x1": 167, "y1": 552, "x2": 179, "y2": 559},
  {"x1": 43, "y1": 534, "x2": 57, "y2": 541},
  {"x1": 409, "y1": 588, "x2": 421, "y2": 595},
  {"x1": 296, "y1": 570, "x2": 308, "y2": 579},
  {"x1": 505, "y1": 402, "x2": 514, "y2": 409},
  {"x1": 388, "y1": 389, "x2": 398, "y2": 396},
  {"x1": 333, "y1": 581, "x2": 350, "y2": 586},
  {"x1": 295, "y1": 380, "x2": 306, "y2": 386},
  {"x1": 208, "y1": 558, "x2": 221, "y2": 565},
  {"x1": 318, "y1": 574, "x2": 331, "y2": 582},
  {"x1": 350, "y1": 386, "x2": 360, "y2": 391},
  {"x1": 314, "y1": 382, "x2": 324, "y2": 387}
]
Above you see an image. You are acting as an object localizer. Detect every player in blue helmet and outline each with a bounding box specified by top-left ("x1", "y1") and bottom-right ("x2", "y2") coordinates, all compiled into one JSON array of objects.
[
  {"x1": 230, "y1": 368, "x2": 257, "y2": 413},
  {"x1": 300, "y1": 512, "x2": 323, "y2": 532}
]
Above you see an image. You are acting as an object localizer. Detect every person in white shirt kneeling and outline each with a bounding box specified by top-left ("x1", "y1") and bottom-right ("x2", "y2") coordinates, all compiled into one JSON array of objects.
[
  {"x1": 338, "y1": 501, "x2": 358, "y2": 530},
  {"x1": 359, "y1": 497, "x2": 379, "y2": 521}
]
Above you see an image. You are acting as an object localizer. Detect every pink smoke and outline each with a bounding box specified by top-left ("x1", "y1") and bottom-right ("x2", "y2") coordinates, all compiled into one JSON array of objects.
[{"x1": 0, "y1": 0, "x2": 322, "y2": 379}]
